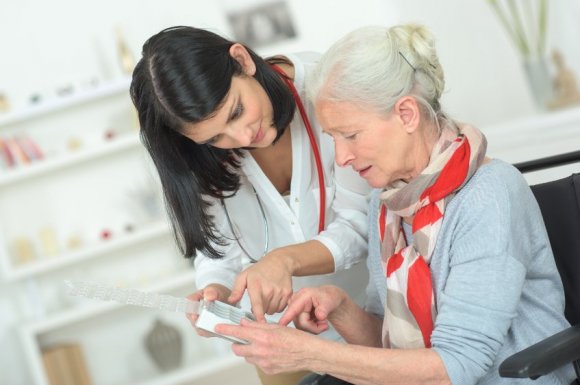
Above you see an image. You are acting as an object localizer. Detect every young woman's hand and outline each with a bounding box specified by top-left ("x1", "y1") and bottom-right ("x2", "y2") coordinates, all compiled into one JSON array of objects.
[
  {"x1": 186, "y1": 283, "x2": 231, "y2": 337},
  {"x1": 278, "y1": 286, "x2": 346, "y2": 335},
  {"x1": 228, "y1": 250, "x2": 294, "y2": 322}
]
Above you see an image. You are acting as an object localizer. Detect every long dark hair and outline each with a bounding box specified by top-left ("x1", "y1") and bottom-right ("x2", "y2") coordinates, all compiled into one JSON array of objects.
[{"x1": 130, "y1": 26, "x2": 295, "y2": 259}]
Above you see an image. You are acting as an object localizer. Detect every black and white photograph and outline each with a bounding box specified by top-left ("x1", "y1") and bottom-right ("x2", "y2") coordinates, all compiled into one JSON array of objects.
[{"x1": 226, "y1": 1, "x2": 297, "y2": 48}]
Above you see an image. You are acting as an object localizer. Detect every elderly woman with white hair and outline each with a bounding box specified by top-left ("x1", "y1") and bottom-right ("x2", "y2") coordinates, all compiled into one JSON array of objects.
[{"x1": 215, "y1": 24, "x2": 574, "y2": 385}]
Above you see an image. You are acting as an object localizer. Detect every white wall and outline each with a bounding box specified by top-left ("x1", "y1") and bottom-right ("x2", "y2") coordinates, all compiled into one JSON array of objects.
[
  {"x1": 390, "y1": 0, "x2": 536, "y2": 126},
  {"x1": 1, "y1": 1, "x2": 578, "y2": 385},
  {"x1": 2, "y1": 0, "x2": 577, "y2": 125}
]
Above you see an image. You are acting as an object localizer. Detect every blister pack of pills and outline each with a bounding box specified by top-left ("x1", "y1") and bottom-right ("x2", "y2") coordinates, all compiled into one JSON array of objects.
[
  {"x1": 64, "y1": 280, "x2": 200, "y2": 313},
  {"x1": 195, "y1": 300, "x2": 256, "y2": 344},
  {"x1": 64, "y1": 280, "x2": 254, "y2": 343}
]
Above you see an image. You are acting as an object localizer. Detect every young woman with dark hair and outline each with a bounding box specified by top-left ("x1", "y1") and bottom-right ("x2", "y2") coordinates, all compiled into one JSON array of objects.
[{"x1": 130, "y1": 26, "x2": 369, "y2": 385}]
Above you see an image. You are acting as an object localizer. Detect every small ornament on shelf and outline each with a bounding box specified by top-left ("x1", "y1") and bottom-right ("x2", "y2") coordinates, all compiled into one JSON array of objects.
[
  {"x1": 56, "y1": 84, "x2": 75, "y2": 97},
  {"x1": 103, "y1": 129, "x2": 116, "y2": 141},
  {"x1": 115, "y1": 26, "x2": 135, "y2": 75},
  {"x1": 42, "y1": 343, "x2": 93, "y2": 385},
  {"x1": 487, "y1": 0, "x2": 553, "y2": 109},
  {"x1": 0, "y1": 137, "x2": 15, "y2": 169},
  {"x1": 125, "y1": 183, "x2": 163, "y2": 224},
  {"x1": 67, "y1": 137, "x2": 83, "y2": 151},
  {"x1": 4, "y1": 137, "x2": 31, "y2": 166},
  {"x1": 17, "y1": 136, "x2": 44, "y2": 161},
  {"x1": 29, "y1": 93, "x2": 43, "y2": 105},
  {"x1": 77, "y1": 77, "x2": 100, "y2": 92},
  {"x1": 39, "y1": 227, "x2": 60, "y2": 257},
  {"x1": 66, "y1": 235, "x2": 83, "y2": 250},
  {"x1": 87, "y1": 77, "x2": 100, "y2": 88},
  {"x1": 546, "y1": 49, "x2": 580, "y2": 110},
  {"x1": 0, "y1": 93, "x2": 10, "y2": 113},
  {"x1": 0, "y1": 134, "x2": 45, "y2": 169},
  {"x1": 144, "y1": 318, "x2": 183, "y2": 372},
  {"x1": 100, "y1": 229, "x2": 112, "y2": 241},
  {"x1": 11, "y1": 237, "x2": 37, "y2": 266}
]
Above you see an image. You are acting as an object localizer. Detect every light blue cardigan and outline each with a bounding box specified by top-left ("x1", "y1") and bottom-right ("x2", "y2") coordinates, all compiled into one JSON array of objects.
[{"x1": 365, "y1": 159, "x2": 575, "y2": 385}]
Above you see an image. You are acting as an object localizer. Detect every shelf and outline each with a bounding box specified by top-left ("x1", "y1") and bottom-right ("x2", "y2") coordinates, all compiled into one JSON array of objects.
[
  {"x1": 5, "y1": 222, "x2": 170, "y2": 282},
  {"x1": 482, "y1": 105, "x2": 580, "y2": 164},
  {"x1": 0, "y1": 134, "x2": 141, "y2": 186},
  {"x1": 483, "y1": 105, "x2": 580, "y2": 136},
  {"x1": 2, "y1": 71, "x2": 191, "y2": 385},
  {"x1": 134, "y1": 355, "x2": 244, "y2": 385},
  {"x1": 0, "y1": 77, "x2": 132, "y2": 128},
  {"x1": 23, "y1": 270, "x2": 196, "y2": 335},
  {"x1": 482, "y1": 105, "x2": 580, "y2": 150}
]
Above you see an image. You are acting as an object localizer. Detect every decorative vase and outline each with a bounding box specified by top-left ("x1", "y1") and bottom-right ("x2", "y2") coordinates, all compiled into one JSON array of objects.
[
  {"x1": 522, "y1": 57, "x2": 553, "y2": 110},
  {"x1": 144, "y1": 319, "x2": 183, "y2": 372},
  {"x1": 115, "y1": 26, "x2": 135, "y2": 75},
  {"x1": 0, "y1": 93, "x2": 10, "y2": 112}
]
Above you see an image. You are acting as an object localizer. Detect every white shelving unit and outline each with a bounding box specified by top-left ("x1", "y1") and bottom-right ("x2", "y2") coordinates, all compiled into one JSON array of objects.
[
  {"x1": 4, "y1": 221, "x2": 170, "y2": 282},
  {"x1": 136, "y1": 355, "x2": 245, "y2": 385},
  {"x1": 0, "y1": 78, "x2": 237, "y2": 385},
  {"x1": 0, "y1": 78, "x2": 132, "y2": 128},
  {"x1": 0, "y1": 134, "x2": 140, "y2": 187},
  {"x1": 19, "y1": 272, "x2": 241, "y2": 385},
  {"x1": 24, "y1": 271, "x2": 196, "y2": 335},
  {"x1": 19, "y1": 270, "x2": 244, "y2": 385}
]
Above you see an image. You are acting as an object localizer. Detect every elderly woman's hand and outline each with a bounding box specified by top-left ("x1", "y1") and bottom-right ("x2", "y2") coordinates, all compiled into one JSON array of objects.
[
  {"x1": 279, "y1": 286, "x2": 347, "y2": 335},
  {"x1": 185, "y1": 283, "x2": 231, "y2": 337},
  {"x1": 228, "y1": 251, "x2": 294, "y2": 322},
  {"x1": 215, "y1": 318, "x2": 319, "y2": 375}
]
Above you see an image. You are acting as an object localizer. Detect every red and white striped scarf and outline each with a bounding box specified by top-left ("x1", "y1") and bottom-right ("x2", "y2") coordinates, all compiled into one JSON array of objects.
[{"x1": 378, "y1": 123, "x2": 486, "y2": 349}]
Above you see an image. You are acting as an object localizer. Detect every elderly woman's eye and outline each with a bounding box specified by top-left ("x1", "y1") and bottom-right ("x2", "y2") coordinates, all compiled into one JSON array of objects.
[{"x1": 345, "y1": 133, "x2": 358, "y2": 140}]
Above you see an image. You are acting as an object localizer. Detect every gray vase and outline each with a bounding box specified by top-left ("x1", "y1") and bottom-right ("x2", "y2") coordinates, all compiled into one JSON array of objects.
[
  {"x1": 144, "y1": 319, "x2": 183, "y2": 372},
  {"x1": 523, "y1": 57, "x2": 554, "y2": 110}
]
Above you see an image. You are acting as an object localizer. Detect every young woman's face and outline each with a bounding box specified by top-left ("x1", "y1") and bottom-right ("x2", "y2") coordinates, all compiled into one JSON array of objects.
[{"x1": 182, "y1": 75, "x2": 278, "y2": 149}]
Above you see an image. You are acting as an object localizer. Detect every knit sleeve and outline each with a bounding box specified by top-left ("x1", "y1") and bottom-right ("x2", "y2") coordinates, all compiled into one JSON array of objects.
[
  {"x1": 431, "y1": 166, "x2": 529, "y2": 385},
  {"x1": 364, "y1": 189, "x2": 386, "y2": 316}
]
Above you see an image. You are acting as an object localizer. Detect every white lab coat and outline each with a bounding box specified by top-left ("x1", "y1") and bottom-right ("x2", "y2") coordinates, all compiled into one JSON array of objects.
[{"x1": 194, "y1": 52, "x2": 370, "y2": 339}]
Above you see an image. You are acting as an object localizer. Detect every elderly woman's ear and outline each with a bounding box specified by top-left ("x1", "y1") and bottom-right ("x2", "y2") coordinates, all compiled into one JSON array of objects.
[{"x1": 394, "y1": 96, "x2": 421, "y2": 134}]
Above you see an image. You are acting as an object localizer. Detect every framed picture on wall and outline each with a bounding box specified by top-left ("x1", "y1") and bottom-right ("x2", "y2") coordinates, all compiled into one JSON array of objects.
[{"x1": 224, "y1": 0, "x2": 297, "y2": 48}]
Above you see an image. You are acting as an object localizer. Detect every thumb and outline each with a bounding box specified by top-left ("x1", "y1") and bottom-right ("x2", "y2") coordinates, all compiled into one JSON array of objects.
[
  {"x1": 314, "y1": 307, "x2": 329, "y2": 321},
  {"x1": 202, "y1": 286, "x2": 220, "y2": 301},
  {"x1": 228, "y1": 272, "x2": 248, "y2": 303}
]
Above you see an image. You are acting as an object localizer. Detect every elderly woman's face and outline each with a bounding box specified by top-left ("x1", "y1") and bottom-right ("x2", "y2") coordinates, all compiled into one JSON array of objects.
[{"x1": 315, "y1": 100, "x2": 416, "y2": 188}]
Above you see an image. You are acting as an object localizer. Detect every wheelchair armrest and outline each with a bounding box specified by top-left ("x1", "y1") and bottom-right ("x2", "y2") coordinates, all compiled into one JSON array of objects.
[{"x1": 499, "y1": 324, "x2": 580, "y2": 379}]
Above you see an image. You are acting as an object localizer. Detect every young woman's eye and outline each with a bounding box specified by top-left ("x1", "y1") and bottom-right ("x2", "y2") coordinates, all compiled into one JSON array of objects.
[
  {"x1": 205, "y1": 134, "x2": 222, "y2": 146},
  {"x1": 231, "y1": 103, "x2": 244, "y2": 120}
]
